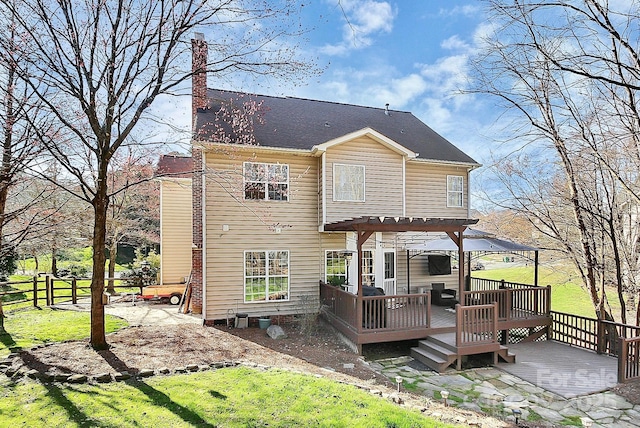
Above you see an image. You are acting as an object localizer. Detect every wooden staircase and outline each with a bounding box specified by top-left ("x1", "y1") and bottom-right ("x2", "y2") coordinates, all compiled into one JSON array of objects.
[{"x1": 411, "y1": 333, "x2": 516, "y2": 373}]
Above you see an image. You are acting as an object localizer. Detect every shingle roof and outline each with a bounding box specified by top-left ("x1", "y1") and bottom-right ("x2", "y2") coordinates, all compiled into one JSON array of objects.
[
  {"x1": 195, "y1": 89, "x2": 478, "y2": 165},
  {"x1": 155, "y1": 154, "x2": 192, "y2": 178}
]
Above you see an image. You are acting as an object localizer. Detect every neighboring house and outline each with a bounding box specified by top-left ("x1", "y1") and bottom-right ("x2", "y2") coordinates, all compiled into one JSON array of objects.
[
  {"x1": 156, "y1": 35, "x2": 482, "y2": 323},
  {"x1": 155, "y1": 154, "x2": 192, "y2": 287}
]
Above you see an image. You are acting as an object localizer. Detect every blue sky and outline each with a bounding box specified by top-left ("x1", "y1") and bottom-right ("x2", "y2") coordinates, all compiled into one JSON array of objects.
[
  {"x1": 153, "y1": 1, "x2": 500, "y2": 190},
  {"x1": 290, "y1": 0, "x2": 497, "y2": 165}
]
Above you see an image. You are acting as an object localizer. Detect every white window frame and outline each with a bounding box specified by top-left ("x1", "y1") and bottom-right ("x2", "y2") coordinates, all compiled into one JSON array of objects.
[
  {"x1": 447, "y1": 175, "x2": 464, "y2": 208},
  {"x1": 333, "y1": 163, "x2": 365, "y2": 202},
  {"x1": 361, "y1": 250, "x2": 375, "y2": 286},
  {"x1": 325, "y1": 250, "x2": 347, "y2": 285},
  {"x1": 243, "y1": 162, "x2": 289, "y2": 201},
  {"x1": 243, "y1": 250, "x2": 290, "y2": 303}
]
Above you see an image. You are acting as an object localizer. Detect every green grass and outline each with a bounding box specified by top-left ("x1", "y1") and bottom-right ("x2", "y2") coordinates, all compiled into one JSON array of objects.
[
  {"x1": 471, "y1": 264, "x2": 618, "y2": 318},
  {"x1": 0, "y1": 368, "x2": 457, "y2": 428},
  {"x1": 0, "y1": 308, "x2": 128, "y2": 357}
]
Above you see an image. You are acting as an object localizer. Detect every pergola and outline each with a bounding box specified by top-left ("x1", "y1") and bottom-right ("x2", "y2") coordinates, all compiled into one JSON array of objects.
[{"x1": 323, "y1": 216, "x2": 479, "y2": 305}]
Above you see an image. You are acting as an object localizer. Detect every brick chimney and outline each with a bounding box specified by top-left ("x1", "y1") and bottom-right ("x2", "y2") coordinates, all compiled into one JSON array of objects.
[
  {"x1": 191, "y1": 32, "x2": 208, "y2": 127},
  {"x1": 191, "y1": 33, "x2": 207, "y2": 315}
]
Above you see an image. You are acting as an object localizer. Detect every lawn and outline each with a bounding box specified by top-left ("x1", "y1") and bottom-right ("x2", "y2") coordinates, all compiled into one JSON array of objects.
[
  {"x1": 0, "y1": 367, "x2": 457, "y2": 428},
  {"x1": 0, "y1": 308, "x2": 128, "y2": 357}
]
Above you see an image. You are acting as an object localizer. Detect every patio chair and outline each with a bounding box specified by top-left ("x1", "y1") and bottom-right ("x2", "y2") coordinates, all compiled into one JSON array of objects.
[{"x1": 431, "y1": 282, "x2": 457, "y2": 307}]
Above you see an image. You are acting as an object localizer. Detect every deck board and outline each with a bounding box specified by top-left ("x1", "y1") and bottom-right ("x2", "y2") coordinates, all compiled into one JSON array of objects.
[{"x1": 496, "y1": 341, "x2": 618, "y2": 398}]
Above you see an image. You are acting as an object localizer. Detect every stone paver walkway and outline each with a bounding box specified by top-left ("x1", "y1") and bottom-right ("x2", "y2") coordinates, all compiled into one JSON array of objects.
[{"x1": 371, "y1": 356, "x2": 640, "y2": 427}]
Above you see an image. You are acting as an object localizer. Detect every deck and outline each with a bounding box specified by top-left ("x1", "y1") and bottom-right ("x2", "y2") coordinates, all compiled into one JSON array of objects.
[
  {"x1": 320, "y1": 280, "x2": 552, "y2": 362},
  {"x1": 497, "y1": 341, "x2": 618, "y2": 398}
]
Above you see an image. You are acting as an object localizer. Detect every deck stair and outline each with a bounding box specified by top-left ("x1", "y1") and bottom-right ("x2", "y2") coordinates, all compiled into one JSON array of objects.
[{"x1": 411, "y1": 333, "x2": 515, "y2": 372}]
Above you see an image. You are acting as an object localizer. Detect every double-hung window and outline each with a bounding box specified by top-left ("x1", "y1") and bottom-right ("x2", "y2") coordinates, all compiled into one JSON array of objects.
[
  {"x1": 244, "y1": 250, "x2": 289, "y2": 302},
  {"x1": 325, "y1": 251, "x2": 347, "y2": 286},
  {"x1": 333, "y1": 163, "x2": 365, "y2": 201},
  {"x1": 447, "y1": 175, "x2": 464, "y2": 208},
  {"x1": 244, "y1": 162, "x2": 289, "y2": 201}
]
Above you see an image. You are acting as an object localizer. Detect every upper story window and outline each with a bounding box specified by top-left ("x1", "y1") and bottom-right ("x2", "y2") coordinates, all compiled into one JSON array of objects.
[
  {"x1": 244, "y1": 162, "x2": 288, "y2": 201},
  {"x1": 334, "y1": 163, "x2": 365, "y2": 202},
  {"x1": 447, "y1": 175, "x2": 464, "y2": 208}
]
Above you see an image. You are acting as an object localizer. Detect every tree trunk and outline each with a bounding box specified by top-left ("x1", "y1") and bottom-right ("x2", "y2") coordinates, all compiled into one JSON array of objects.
[
  {"x1": 90, "y1": 178, "x2": 109, "y2": 350},
  {"x1": 106, "y1": 240, "x2": 117, "y2": 294}
]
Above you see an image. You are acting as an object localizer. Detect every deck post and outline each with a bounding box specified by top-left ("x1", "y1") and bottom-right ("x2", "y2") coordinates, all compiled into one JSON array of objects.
[{"x1": 597, "y1": 318, "x2": 605, "y2": 354}]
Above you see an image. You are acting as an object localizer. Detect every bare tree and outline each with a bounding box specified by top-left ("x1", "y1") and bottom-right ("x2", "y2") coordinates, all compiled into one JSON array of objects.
[
  {"x1": 472, "y1": 0, "x2": 640, "y2": 322},
  {"x1": 4, "y1": 0, "x2": 313, "y2": 349}
]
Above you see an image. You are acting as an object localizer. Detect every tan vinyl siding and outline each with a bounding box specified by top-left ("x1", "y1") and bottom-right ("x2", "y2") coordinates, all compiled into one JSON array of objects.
[
  {"x1": 397, "y1": 252, "x2": 459, "y2": 294},
  {"x1": 405, "y1": 161, "x2": 469, "y2": 218},
  {"x1": 324, "y1": 137, "x2": 404, "y2": 223},
  {"x1": 159, "y1": 179, "x2": 193, "y2": 285},
  {"x1": 204, "y1": 149, "x2": 321, "y2": 320}
]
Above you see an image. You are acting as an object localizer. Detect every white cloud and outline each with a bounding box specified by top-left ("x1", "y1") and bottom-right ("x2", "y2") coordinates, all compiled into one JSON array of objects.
[
  {"x1": 320, "y1": 0, "x2": 396, "y2": 56},
  {"x1": 438, "y1": 4, "x2": 482, "y2": 18}
]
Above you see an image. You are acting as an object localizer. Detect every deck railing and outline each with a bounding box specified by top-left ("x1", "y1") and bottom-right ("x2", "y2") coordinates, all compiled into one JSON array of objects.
[
  {"x1": 320, "y1": 281, "x2": 430, "y2": 333},
  {"x1": 469, "y1": 277, "x2": 538, "y2": 291},
  {"x1": 319, "y1": 281, "x2": 357, "y2": 328},
  {"x1": 619, "y1": 336, "x2": 640, "y2": 383},
  {"x1": 461, "y1": 286, "x2": 550, "y2": 321},
  {"x1": 456, "y1": 302, "x2": 498, "y2": 348},
  {"x1": 362, "y1": 294, "x2": 430, "y2": 331}
]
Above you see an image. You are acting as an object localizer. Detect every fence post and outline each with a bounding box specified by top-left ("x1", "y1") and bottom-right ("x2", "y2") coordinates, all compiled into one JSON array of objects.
[
  {"x1": 33, "y1": 276, "x2": 38, "y2": 307},
  {"x1": 50, "y1": 277, "x2": 55, "y2": 305},
  {"x1": 45, "y1": 275, "x2": 51, "y2": 306},
  {"x1": 72, "y1": 278, "x2": 77, "y2": 304}
]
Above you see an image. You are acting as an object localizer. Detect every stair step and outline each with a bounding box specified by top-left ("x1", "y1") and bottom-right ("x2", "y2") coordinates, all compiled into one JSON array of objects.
[
  {"x1": 411, "y1": 347, "x2": 453, "y2": 373},
  {"x1": 424, "y1": 334, "x2": 457, "y2": 351},
  {"x1": 417, "y1": 340, "x2": 457, "y2": 360}
]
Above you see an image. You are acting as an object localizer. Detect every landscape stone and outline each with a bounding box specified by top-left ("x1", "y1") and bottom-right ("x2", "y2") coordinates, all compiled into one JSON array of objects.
[
  {"x1": 186, "y1": 364, "x2": 199, "y2": 372},
  {"x1": 68, "y1": 374, "x2": 88, "y2": 384},
  {"x1": 25, "y1": 369, "x2": 40, "y2": 379},
  {"x1": 266, "y1": 325, "x2": 287, "y2": 339},
  {"x1": 158, "y1": 367, "x2": 170, "y2": 374},
  {"x1": 138, "y1": 369, "x2": 154, "y2": 377},
  {"x1": 94, "y1": 373, "x2": 112, "y2": 383},
  {"x1": 54, "y1": 373, "x2": 71, "y2": 382},
  {"x1": 115, "y1": 372, "x2": 131, "y2": 381}
]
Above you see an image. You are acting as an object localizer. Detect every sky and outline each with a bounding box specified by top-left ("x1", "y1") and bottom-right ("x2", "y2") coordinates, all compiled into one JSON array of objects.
[{"x1": 154, "y1": 1, "x2": 501, "y2": 201}]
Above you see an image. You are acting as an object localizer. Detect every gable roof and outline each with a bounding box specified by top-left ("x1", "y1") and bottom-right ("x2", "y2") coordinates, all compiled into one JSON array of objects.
[
  {"x1": 155, "y1": 154, "x2": 192, "y2": 179},
  {"x1": 195, "y1": 89, "x2": 478, "y2": 165}
]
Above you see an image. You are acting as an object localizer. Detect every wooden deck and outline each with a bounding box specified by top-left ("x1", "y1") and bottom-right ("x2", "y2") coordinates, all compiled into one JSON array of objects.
[
  {"x1": 497, "y1": 341, "x2": 618, "y2": 398},
  {"x1": 320, "y1": 281, "x2": 552, "y2": 357}
]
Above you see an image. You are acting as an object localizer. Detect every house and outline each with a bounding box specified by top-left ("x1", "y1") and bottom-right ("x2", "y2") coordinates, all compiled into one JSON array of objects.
[{"x1": 157, "y1": 36, "x2": 552, "y2": 364}]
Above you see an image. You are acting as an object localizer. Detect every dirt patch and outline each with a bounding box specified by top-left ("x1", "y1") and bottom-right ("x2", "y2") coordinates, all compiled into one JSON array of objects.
[{"x1": 611, "y1": 379, "x2": 640, "y2": 405}]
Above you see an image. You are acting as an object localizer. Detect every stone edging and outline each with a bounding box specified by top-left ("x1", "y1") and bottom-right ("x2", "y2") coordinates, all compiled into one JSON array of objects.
[{"x1": 0, "y1": 348, "x2": 489, "y2": 426}]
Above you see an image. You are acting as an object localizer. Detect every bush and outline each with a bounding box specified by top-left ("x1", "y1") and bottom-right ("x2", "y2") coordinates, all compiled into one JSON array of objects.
[{"x1": 0, "y1": 241, "x2": 18, "y2": 281}]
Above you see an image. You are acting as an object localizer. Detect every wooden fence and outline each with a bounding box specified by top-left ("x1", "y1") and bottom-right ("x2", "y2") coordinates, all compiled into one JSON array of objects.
[{"x1": 0, "y1": 276, "x2": 141, "y2": 307}]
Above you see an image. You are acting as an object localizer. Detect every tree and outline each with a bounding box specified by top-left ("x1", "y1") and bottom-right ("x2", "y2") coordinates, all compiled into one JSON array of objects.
[
  {"x1": 106, "y1": 152, "x2": 159, "y2": 293},
  {"x1": 472, "y1": 0, "x2": 640, "y2": 322},
  {"x1": 4, "y1": 0, "x2": 313, "y2": 349},
  {"x1": 0, "y1": 16, "x2": 52, "y2": 260}
]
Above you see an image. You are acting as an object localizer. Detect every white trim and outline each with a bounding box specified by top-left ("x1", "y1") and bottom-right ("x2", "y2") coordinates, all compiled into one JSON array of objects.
[
  {"x1": 201, "y1": 151, "x2": 207, "y2": 318},
  {"x1": 312, "y1": 127, "x2": 418, "y2": 158},
  {"x1": 243, "y1": 250, "x2": 291, "y2": 303},
  {"x1": 324, "y1": 250, "x2": 348, "y2": 284},
  {"x1": 402, "y1": 157, "x2": 406, "y2": 217},
  {"x1": 196, "y1": 140, "x2": 315, "y2": 156},
  {"x1": 322, "y1": 152, "x2": 327, "y2": 226},
  {"x1": 333, "y1": 163, "x2": 366, "y2": 202},
  {"x1": 242, "y1": 161, "x2": 290, "y2": 202},
  {"x1": 446, "y1": 175, "x2": 464, "y2": 208},
  {"x1": 408, "y1": 157, "x2": 481, "y2": 169}
]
